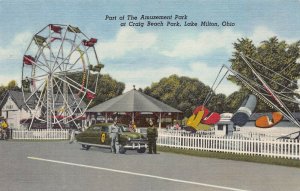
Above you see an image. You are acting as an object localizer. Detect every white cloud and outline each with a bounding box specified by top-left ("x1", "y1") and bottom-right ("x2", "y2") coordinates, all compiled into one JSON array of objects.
[
  {"x1": 250, "y1": 26, "x2": 277, "y2": 45},
  {"x1": 186, "y1": 62, "x2": 239, "y2": 95},
  {"x1": 0, "y1": 32, "x2": 32, "y2": 61},
  {"x1": 188, "y1": 61, "x2": 220, "y2": 82},
  {"x1": 250, "y1": 26, "x2": 297, "y2": 45},
  {"x1": 161, "y1": 29, "x2": 243, "y2": 58},
  {"x1": 161, "y1": 26, "x2": 298, "y2": 59},
  {"x1": 97, "y1": 27, "x2": 157, "y2": 59},
  {"x1": 0, "y1": 32, "x2": 31, "y2": 87},
  {"x1": 214, "y1": 81, "x2": 239, "y2": 95}
]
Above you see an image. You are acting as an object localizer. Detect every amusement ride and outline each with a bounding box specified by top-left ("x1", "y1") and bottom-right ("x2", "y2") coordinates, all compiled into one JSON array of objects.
[
  {"x1": 207, "y1": 53, "x2": 300, "y2": 130},
  {"x1": 21, "y1": 24, "x2": 103, "y2": 129}
]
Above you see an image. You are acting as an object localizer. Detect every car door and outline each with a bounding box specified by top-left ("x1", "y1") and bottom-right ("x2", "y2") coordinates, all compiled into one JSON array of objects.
[
  {"x1": 99, "y1": 125, "x2": 111, "y2": 145},
  {"x1": 84, "y1": 126, "x2": 102, "y2": 144}
]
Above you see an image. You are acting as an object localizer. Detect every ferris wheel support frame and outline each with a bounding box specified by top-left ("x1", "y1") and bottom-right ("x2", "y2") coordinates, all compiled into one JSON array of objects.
[{"x1": 21, "y1": 24, "x2": 103, "y2": 129}]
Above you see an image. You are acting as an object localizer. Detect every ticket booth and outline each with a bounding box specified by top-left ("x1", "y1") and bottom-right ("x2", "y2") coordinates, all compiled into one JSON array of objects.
[{"x1": 215, "y1": 113, "x2": 235, "y2": 136}]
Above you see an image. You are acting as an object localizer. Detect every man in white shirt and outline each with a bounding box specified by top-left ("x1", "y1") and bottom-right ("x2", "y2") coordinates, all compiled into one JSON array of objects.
[{"x1": 109, "y1": 120, "x2": 120, "y2": 153}]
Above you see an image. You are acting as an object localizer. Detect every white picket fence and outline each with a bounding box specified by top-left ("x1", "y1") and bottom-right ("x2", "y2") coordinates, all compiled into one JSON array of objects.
[
  {"x1": 12, "y1": 129, "x2": 69, "y2": 140},
  {"x1": 157, "y1": 130, "x2": 300, "y2": 160}
]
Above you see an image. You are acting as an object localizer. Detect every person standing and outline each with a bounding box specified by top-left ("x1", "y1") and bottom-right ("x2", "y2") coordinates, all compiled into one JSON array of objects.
[
  {"x1": 69, "y1": 129, "x2": 75, "y2": 144},
  {"x1": 132, "y1": 121, "x2": 137, "y2": 132},
  {"x1": 174, "y1": 121, "x2": 181, "y2": 130},
  {"x1": 129, "y1": 121, "x2": 136, "y2": 132},
  {"x1": 109, "y1": 120, "x2": 120, "y2": 154},
  {"x1": 0, "y1": 117, "x2": 8, "y2": 140},
  {"x1": 147, "y1": 119, "x2": 158, "y2": 154}
]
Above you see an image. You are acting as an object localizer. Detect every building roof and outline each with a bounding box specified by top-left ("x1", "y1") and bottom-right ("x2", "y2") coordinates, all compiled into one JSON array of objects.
[
  {"x1": 10, "y1": 90, "x2": 35, "y2": 109},
  {"x1": 0, "y1": 91, "x2": 8, "y2": 109},
  {"x1": 87, "y1": 89, "x2": 182, "y2": 113}
]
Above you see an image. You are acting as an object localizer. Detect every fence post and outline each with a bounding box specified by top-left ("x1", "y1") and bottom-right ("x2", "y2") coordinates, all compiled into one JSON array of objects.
[{"x1": 147, "y1": 130, "x2": 299, "y2": 160}]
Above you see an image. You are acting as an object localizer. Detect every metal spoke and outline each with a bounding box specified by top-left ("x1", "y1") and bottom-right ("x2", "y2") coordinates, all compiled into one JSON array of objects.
[
  {"x1": 50, "y1": 28, "x2": 68, "y2": 72},
  {"x1": 65, "y1": 34, "x2": 77, "y2": 72},
  {"x1": 66, "y1": 81, "x2": 83, "y2": 115},
  {"x1": 52, "y1": 43, "x2": 82, "y2": 72},
  {"x1": 55, "y1": 67, "x2": 86, "y2": 75},
  {"x1": 25, "y1": 73, "x2": 48, "y2": 81},
  {"x1": 64, "y1": 75, "x2": 95, "y2": 94},
  {"x1": 28, "y1": 83, "x2": 47, "y2": 130},
  {"x1": 53, "y1": 77, "x2": 74, "y2": 116},
  {"x1": 22, "y1": 24, "x2": 101, "y2": 129},
  {"x1": 23, "y1": 80, "x2": 46, "y2": 103}
]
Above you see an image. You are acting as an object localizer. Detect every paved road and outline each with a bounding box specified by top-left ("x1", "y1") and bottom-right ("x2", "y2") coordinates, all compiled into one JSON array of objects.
[{"x1": 0, "y1": 141, "x2": 299, "y2": 191}]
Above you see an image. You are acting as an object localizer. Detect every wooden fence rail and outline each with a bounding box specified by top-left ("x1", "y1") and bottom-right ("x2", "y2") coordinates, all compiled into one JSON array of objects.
[
  {"x1": 157, "y1": 130, "x2": 300, "y2": 160},
  {"x1": 12, "y1": 129, "x2": 69, "y2": 140}
]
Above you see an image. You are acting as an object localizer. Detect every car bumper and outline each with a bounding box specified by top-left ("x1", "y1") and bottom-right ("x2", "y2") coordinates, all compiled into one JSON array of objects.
[
  {"x1": 77, "y1": 141, "x2": 147, "y2": 150},
  {"x1": 124, "y1": 142, "x2": 148, "y2": 150}
]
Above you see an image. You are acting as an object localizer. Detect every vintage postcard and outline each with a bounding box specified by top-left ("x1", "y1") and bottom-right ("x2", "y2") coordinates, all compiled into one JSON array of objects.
[{"x1": 0, "y1": 1, "x2": 300, "y2": 191}]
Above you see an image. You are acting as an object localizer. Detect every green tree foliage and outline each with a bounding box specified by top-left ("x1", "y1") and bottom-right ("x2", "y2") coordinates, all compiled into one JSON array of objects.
[
  {"x1": 209, "y1": 93, "x2": 227, "y2": 113},
  {"x1": 0, "y1": 80, "x2": 21, "y2": 109},
  {"x1": 87, "y1": 74, "x2": 125, "y2": 107},
  {"x1": 65, "y1": 72, "x2": 125, "y2": 108},
  {"x1": 0, "y1": 80, "x2": 20, "y2": 97},
  {"x1": 7, "y1": 80, "x2": 18, "y2": 89},
  {"x1": 228, "y1": 37, "x2": 300, "y2": 112},
  {"x1": 224, "y1": 91, "x2": 248, "y2": 113},
  {"x1": 144, "y1": 74, "x2": 226, "y2": 117}
]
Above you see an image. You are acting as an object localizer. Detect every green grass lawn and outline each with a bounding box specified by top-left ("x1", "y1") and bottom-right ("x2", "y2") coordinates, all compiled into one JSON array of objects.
[{"x1": 158, "y1": 146, "x2": 300, "y2": 168}]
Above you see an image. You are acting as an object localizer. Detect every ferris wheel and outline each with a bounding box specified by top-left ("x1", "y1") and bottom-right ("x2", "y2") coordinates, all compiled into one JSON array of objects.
[{"x1": 21, "y1": 24, "x2": 103, "y2": 129}]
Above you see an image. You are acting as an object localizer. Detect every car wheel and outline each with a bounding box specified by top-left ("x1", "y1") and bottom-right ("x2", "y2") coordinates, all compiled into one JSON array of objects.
[
  {"x1": 119, "y1": 145, "x2": 126, "y2": 154},
  {"x1": 137, "y1": 147, "x2": 146, "y2": 153},
  {"x1": 82, "y1": 144, "x2": 91, "y2": 150}
]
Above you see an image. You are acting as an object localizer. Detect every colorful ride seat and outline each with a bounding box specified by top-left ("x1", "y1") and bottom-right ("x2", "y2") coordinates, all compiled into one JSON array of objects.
[
  {"x1": 23, "y1": 55, "x2": 35, "y2": 65},
  {"x1": 67, "y1": 25, "x2": 81, "y2": 33},
  {"x1": 86, "y1": 92, "x2": 96, "y2": 100},
  {"x1": 50, "y1": 24, "x2": 62, "y2": 33},
  {"x1": 193, "y1": 105, "x2": 220, "y2": 125},
  {"x1": 83, "y1": 38, "x2": 97, "y2": 47},
  {"x1": 34, "y1": 35, "x2": 47, "y2": 46},
  {"x1": 255, "y1": 112, "x2": 283, "y2": 128},
  {"x1": 187, "y1": 110, "x2": 204, "y2": 128},
  {"x1": 202, "y1": 112, "x2": 221, "y2": 125},
  {"x1": 186, "y1": 105, "x2": 221, "y2": 131}
]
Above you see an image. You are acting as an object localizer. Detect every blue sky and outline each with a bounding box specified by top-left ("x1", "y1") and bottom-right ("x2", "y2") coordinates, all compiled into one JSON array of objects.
[{"x1": 0, "y1": 0, "x2": 300, "y2": 95}]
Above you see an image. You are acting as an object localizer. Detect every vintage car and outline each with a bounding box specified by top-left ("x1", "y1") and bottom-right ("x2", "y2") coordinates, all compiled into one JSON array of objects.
[{"x1": 75, "y1": 123, "x2": 148, "y2": 154}]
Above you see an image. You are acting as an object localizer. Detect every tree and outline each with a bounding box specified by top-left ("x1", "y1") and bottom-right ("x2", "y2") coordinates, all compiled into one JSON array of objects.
[
  {"x1": 228, "y1": 37, "x2": 300, "y2": 112},
  {"x1": 209, "y1": 93, "x2": 227, "y2": 113},
  {"x1": 0, "y1": 80, "x2": 20, "y2": 97},
  {"x1": 144, "y1": 74, "x2": 226, "y2": 117},
  {"x1": 65, "y1": 72, "x2": 125, "y2": 108},
  {"x1": 224, "y1": 91, "x2": 249, "y2": 113},
  {"x1": 88, "y1": 74, "x2": 125, "y2": 107},
  {"x1": 7, "y1": 80, "x2": 17, "y2": 89}
]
